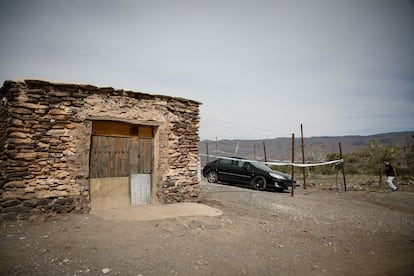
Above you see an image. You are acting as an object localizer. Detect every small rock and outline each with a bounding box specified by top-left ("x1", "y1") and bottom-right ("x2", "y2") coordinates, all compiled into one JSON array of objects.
[{"x1": 102, "y1": 268, "x2": 111, "y2": 274}]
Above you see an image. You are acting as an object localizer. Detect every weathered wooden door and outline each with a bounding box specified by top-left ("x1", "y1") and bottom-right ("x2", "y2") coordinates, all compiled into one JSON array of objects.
[
  {"x1": 90, "y1": 136, "x2": 130, "y2": 178},
  {"x1": 90, "y1": 135, "x2": 153, "y2": 208}
]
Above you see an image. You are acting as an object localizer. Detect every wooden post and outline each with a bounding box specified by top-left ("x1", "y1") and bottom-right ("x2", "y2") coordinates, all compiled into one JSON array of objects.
[
  {"x1": 379, "y1": 168, "x2": 383, "y2": 188},
  {"x1": 206, "y1": 141, "x2": 209, "y2": 163},
  {"x1": 215, "y1": 136, "x2": 218, "y2": 157},
  {"x1": 291, "y1": 133, "x2": 295, "y2": 197},
  {"x1": 301, "y1": 124, "x2": 306, "y2": 189},
  {"x1": 339, "y1": 142, "x2": 347, "y2": 191},
  {"x1": 253, "y1": 144, "x2": 257, "y2": 160},
  {"x1": 263, "y1": 142, "x2": 267, "y2": 162},
  {"x1": 379, "y1": 150, "x2": 388, "y2": 188},
  {"x1": 235, "y1": 141, "x2": 239, "y2": 155}
]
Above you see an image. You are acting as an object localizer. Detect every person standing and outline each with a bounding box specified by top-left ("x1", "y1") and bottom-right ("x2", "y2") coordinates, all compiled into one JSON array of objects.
[{"x1": 383, "y1": 160, "x2": 397, "y2": 191}]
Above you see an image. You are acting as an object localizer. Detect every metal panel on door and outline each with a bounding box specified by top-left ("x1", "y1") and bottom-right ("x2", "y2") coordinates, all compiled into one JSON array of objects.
[
  {"x1": 130, "y1": 174, "x2": 151, "y2": 205},
  {"x1": 130, "y1": 137, "x2": 153, "y2": 205}
]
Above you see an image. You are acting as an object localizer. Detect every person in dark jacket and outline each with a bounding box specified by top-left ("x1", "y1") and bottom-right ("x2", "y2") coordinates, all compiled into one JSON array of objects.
[{"x1": 383, "y1": 160, "x2": 397, "y2": 191}]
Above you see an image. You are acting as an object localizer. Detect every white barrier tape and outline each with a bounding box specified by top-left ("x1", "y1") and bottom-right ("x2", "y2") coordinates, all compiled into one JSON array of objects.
[
  {"x1": 200, "y1": 154, "x2": 343, "y2": 168},
  {"x1": 277, "y1": 159, "x2": 344, "y2": 168}
]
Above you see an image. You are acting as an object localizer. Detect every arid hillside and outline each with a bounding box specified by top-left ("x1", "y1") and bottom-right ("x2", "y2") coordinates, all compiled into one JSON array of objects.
[{"x1": 200, "y1": 131, "x2": 414, "y2": 162}]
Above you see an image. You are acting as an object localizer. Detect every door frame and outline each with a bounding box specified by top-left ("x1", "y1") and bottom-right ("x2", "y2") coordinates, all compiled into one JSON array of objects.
[{"x1": 88, "y1": 118, "x2": 160, "y2": 207}]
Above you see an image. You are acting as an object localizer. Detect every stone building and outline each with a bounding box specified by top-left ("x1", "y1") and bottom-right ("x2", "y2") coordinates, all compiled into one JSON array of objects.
[{"x1": 0, "y1": 79, "x2": 201, "y2": 220}]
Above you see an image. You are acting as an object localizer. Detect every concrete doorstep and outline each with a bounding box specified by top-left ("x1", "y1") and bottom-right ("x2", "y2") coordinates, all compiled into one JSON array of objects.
[{"x1": 90, "y1": 203, "x2": 223, "y2": 221}]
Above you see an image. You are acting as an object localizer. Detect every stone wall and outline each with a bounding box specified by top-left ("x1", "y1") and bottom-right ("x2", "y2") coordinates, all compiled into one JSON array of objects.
[{"x1": 0, "y1": 79, "x2": 201, "y2": 220}]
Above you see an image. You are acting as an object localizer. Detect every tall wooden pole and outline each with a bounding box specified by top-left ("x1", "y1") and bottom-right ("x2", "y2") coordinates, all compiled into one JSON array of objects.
[
  {"x1": 291, "y1": 133, "x2": 295, "y2": 197},
  {"x1": 206, "y1": 141, "x2": 209, "y2": 163},
  {"x1": 215, "y1": 136, "x2": 218, "y2": 157},
  {"x1": 379, "y1": 168, "x2": 383, "y2": 188},
  {"x1": 339, "y1": 142, "x2": 347, "y2": 191},
  {"x1": 263, "y1": 142, "x2": 267, "y2": 162},
  {"x1": 235, "y1": 141, "x2": 239, "y2": 155},
  {"x1": 253, "y1": 144, "x2": 257, "y2": 160},
  {"x1": 301, "y1": 124, "x2": 306, "y2": 189}
]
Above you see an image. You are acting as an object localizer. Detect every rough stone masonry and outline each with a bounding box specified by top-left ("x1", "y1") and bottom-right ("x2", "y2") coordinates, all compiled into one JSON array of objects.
[{"x1": 0, "y1": 79, "x2": 201, "y2": 220}]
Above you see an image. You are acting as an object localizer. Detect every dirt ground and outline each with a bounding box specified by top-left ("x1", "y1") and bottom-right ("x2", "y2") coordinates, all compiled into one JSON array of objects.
[{"x1": 1, "y1": 178, "x2": 414, "y2": 276}]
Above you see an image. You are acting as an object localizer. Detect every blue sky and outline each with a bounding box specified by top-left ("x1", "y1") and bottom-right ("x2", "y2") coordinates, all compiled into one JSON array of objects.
[{"x1": 1, "y1": 0, "x2": 413, "y2": 139}]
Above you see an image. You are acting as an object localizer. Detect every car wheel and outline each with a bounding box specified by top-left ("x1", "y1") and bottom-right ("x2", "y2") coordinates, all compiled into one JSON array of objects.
[
  {"x1": 251, "y1": 176, "x2": 266, "y2": 191},
  {"x1": 207, "y1": 171, "x2": 219, "y2": 183}
]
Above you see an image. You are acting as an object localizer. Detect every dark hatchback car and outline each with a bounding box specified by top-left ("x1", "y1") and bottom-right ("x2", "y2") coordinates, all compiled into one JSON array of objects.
[{"x1": 202, "y1": 158, "x2": 294, "y2": 192}]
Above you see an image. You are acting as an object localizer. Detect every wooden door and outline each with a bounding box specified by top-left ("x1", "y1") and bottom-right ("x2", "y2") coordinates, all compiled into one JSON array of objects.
[
  {"x1": 90, "y1": 135, "x2": 153, "y2": 208},
  {"x1": 89, "y1": 136, "x2": 130, "y2": 209},
  {"x1": 90, "y1": 136, "x2": 130, "y2": 178}
]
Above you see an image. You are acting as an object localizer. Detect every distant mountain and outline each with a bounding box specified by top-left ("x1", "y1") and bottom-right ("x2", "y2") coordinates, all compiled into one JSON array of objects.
[{"x1": 199, "y1": 131, "x2": 414, "y2": 163}]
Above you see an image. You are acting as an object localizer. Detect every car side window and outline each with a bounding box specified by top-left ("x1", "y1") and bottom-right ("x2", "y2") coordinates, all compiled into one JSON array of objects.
[
  {"x1": 218, "y1": 159, "x2": 232, "y2": 167},
  {"x1": 233, "y1": 160, "x2": 247, "y2": 169},
  {"x1": 242, "y1": 162, "x2": 250, "y2": 170}
]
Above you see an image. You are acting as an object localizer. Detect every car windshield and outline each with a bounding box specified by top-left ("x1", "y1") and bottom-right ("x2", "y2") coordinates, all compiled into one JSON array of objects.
[{"x1": 250, "y1": 162, "x2": 272, "y2": 171}]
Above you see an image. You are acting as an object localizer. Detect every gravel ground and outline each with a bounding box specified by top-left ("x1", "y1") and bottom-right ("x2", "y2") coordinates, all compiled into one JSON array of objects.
[{"x1": 1, "y1": 179, "x2": 413, "y2": 275}]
